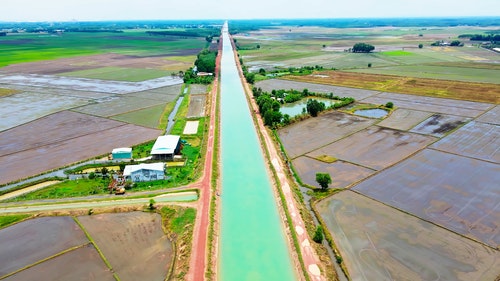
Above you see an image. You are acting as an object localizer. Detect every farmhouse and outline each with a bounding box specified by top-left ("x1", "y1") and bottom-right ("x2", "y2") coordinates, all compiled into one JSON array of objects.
[
  {"x1": 112, "y1": 147, "x2": 132, "y2": 159},
  {"x1": 123, "y1": 162, "x2": 165, "y2": 182},
  {"x1": 151, "y1": 135, "x2": 181, "y2": 161}
]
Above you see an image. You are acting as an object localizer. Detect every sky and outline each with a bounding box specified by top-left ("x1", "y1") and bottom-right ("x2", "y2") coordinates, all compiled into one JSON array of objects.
[{"x1": 1, "y1": 0, "x2": 499, "y2": 22}]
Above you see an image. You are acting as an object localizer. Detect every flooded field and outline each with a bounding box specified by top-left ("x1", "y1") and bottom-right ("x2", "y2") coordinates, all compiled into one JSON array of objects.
[
  {"x1": 0, "y1": 213, "x2": 173, "y2": 281},
  {"x1": 411, "y1": 114, "x2": 470, "y2": 137},
  {"x1": 377, "y1": 108, "x2": 431, "y2": 130},
  {"x1": 308, "y1": 126, "x2": 436, "y2": 170},
  {"x1": 0, "y1": 73, "x2": 182, "y2": 94},
  {"x1": 278, "y1": 111, "x2": 376, "y2": 159},
  {"x1": 353, "y1": 108, "x2": 388, "y2": 118},
  {"x1": 354, "y1": 149, "x2": 500, "y2": 248},
  {"x1": 317, "y1": 191, "x2": 500, "y2": 281}
]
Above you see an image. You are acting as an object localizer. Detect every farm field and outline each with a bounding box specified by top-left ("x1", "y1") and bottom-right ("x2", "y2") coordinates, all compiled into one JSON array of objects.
[
  {"x1": 0, "y1": 111, "x2": 161, "y2": 185},
  {"x1": 235, "y1": 24, "x2": 500, "y2": 87},
  {"x1": 316, "y1": 191, "x2": 500, "y2": 281},
  {"x1": 0, "y1": 213, "x2": 173, "y2": 281},
  {"x1": 187, "y1": 94, "x2": 207, "y2": 118},
  {"x1": 78, "y1": 212, "x2": 172, "y2": 281},
  {"x1": 353, "y1": 149, "x2": 500, "y2": 248}
]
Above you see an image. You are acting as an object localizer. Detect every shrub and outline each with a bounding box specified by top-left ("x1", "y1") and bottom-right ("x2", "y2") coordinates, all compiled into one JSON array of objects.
[
  {"x1": 385, "y1": 101, "x2": 394, "y2": 108},
  {"x1": 313, "y1": 225, "x2": 324, "y2": 243}
]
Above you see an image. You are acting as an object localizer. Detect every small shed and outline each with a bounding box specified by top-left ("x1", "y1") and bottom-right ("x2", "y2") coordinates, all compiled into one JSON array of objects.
[
  {"x1": 112, "y1": 147, "x2": 132, "y2": 159},
  {"x1": 151, "y1": 135, "x2": 181, "y2": 161},
  {"x1": 123, "y1": 162, "x2": 165, "y2": 182}
]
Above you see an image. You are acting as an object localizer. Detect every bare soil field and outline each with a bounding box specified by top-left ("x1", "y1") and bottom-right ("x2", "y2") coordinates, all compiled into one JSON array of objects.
[
  {"x1": 285, "y1": 71, "x2": 500, "y2": 103},
  {"x1": 0, "y1": 216, "x2": 88, "y2": 278},
  {"x1": 0, "y1": 111, "x2": 160, "y2": 185},
  {"x1": 363, "y1": 92, "x2": 493, "y2": 118},
  {"x1": 377, "y1": 108, "x2": 432, "y2": 131},
  {"x1": 255, "y1": 79, "x2": 378, "y2": 101},
  {"x1": 0, "y1": 212, "x2": 173, "y2": 281},
  {"x1": 183, "y1": 121, "x2": 200, "y2": 135},
  {"x1": 189, "y1": 84, "x2": 208, "y2": 95},
  {"x1": 353, "y1": 149, "x2": 500, "y2": 248},
  {"x1": 4, "y1": 245, "x2": 115, "y2": 281},
  {"x1": 430, "y1": 121, "x2": 500, "y2": 163},
  {"x1": 278, "y1": 111, "x2": 377, "y2": 159},
  {"x1": 187, "y1": 94, "x2": 207, "y2": 118},
  {"x1": 307, "y1": 126, "x2": 436, "y2": 170},
  {"x1": 0, "y1": 53, "x2": 195, "y2": 75},
  {"x1": 292, "y1": 157, "x2": 374, "y2": 188},
  {"x1": 78, "y1": 212, "x2": 172, "y2": 281},
  {"x1": 317, "y1": 191, "x2": 500, "y2": 281},
  {"x1": 410, "y1": 114, "x2": 471, "y2": 138}
]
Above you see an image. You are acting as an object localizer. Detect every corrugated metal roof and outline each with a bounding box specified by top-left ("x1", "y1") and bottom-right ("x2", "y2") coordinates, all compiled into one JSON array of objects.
[
  {"x1": 112, "y1": 147, "x2": 132, "y2": 154},
  {"x1": 123, "y1": 162, "x2": 165, "y2": 176},
  {"x1": 151, "y1": 135, "x2": 180, "y2": 155}
]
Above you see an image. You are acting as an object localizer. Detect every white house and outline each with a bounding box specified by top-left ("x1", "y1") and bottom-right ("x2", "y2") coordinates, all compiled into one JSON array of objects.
[
  {"x1": 123, "y1": 162, "x2": 165, "y2": 182},
  {"x1": 151, "y1": 135, "x2": 181, "y2": 161}
]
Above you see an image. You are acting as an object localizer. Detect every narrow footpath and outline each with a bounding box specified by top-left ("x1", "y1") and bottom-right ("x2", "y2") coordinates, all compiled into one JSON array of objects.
[{"x1": 186, "y1": 30, "x2": 221, "y2": 281}]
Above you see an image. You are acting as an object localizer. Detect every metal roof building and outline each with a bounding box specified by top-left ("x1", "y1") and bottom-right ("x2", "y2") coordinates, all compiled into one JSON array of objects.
[
  {"x1": 112, "y1": 147, "x2": 132, "y2": 159},
  {"x1": 123, "y1": 162, "x2": 165, "y2": 182},
  {"x1": 151, "y1": 135, "x2": 181, "y2": 160}
]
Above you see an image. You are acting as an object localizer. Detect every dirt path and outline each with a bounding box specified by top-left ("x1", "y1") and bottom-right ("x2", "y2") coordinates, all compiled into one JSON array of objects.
[
  {"x1": 0, "y1": 181, "x2": 60, "y2": 201},
  {"x1": 186, "y1": 32, "x2": 221, "y2": 281},
  {"x1": 232, "y1": 37, "x2": 325, "y2": 281}
]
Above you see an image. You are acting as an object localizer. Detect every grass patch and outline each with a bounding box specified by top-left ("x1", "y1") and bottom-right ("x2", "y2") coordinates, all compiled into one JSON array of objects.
[
  {"x1": 380, "y1": 50, "x2": 414, "y2": 56},
  {"x1": 0, "y1": 214, "x2": 30, "y2": 229},
  {"x1": 112, "y1": 103, "x2": 166, "y2": 128},
  {"x1": 315, "y1": 155, "x2": 337, "y2": 163},
  {"x1": 160, "y1": 206, "x2": 196, "y2": 280},
  {"x1": 0, "y1": 88, "x2": 19, "y2": 97},
  {"x1": 7, "y1": 178, "x2": 110, "y2": 201}
]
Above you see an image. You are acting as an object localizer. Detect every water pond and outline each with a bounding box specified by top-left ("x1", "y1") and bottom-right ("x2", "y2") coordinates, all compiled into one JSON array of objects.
[
  {"x1": 280, "y1": 98, "x2": 338, "y2": 117},
  {"x1": 353, "y1": 108, "x2": 388, "y2": 118}
]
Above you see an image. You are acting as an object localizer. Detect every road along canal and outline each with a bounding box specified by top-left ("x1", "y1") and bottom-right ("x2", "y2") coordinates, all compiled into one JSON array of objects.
[{"x1": 218, "y1": 23, "x2": 297, "y2": 280}]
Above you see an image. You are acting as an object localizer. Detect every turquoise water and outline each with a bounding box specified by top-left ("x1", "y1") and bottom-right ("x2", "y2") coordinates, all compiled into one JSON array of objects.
[{"x1": 218, "y1": 27, "x2": 297, "y2": 281}]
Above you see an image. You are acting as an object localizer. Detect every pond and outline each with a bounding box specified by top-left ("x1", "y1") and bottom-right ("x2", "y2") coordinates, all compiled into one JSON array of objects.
[
  {"x1": 353, "y1": 108, "x2": 388, "y2": 118},
  {"x1": 280, "y1": 98, "x2": 338, "y2": 117}
]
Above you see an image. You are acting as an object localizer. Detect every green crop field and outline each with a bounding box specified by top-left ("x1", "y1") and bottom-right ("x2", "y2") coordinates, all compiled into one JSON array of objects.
[
  {"x1": 0, "y1": 31, "x2": 206, "y2": 67},
  {"x1": 59, "y1": 67, "x2": 171, "y2": 82}
]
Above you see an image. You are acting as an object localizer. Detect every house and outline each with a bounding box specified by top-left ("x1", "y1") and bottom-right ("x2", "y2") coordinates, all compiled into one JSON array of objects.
[
  {"x1": 123, "y1": 162, "x2": 165, "y2": 182},
  {"x1": 151, "y1": 135, "x2": 181, "y2": 161}
]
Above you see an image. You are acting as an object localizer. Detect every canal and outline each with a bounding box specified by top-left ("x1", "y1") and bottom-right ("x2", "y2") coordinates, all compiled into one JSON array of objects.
[{"x1": 218, "y1": 23, "x2": 297, "y2": 280}]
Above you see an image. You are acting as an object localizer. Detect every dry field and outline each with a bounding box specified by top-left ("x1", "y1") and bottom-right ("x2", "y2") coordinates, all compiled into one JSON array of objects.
[
  {"x1": 78, "y1": 212, "x2": 172, "y2": 281},
  {"x1": 377, "y1": 108, "x2": 432, "y2": 131},
  {"x1": 0, "y1": 213, "x2": 173, "y2": 281},
  {"x1": 284, "y1": 71, "x2": 500, "y2": 104},
  {"x1": 317, "y1": 191, "x2": 500, "y2": 281},
  {"x1": 0, "y1": 111, "x2": 160, "y2": 185},
  {"x1": 187, "y1": 94, "x2": 207, "y2": 118}
]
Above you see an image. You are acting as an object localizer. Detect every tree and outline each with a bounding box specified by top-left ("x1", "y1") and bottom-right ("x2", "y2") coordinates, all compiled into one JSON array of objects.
[
  {"x1": 352, "y1": 43, "x2": 375, "y2": 53},
  {"x1": 316, "y1": 173, "x2": 332, "y2": 190},
  {"x1": 306, "y1": 99, "x2": 326, "y2": 117},
  {"x1": 148, "y1": 199, "x2": 156, "y2": 210},
  {"x1": 385, "y1": 101, "x2": 394, "y2": 108},
  {"x1": 418, "y1": 43, "x2": 423, "y2": 49},
  {"x1": 313, "y1": 225, "x2": 324, "y2": 243}
]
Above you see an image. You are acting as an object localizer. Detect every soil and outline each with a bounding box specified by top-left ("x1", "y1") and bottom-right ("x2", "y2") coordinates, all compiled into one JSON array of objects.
[{"x1": 187, "y1": 94, "x2": 207, "y2": 118}]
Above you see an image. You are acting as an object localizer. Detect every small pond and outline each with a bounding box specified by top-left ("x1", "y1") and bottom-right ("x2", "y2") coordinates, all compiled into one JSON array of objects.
[
  {"x1": 353, "y1": 108, "x2": 388, "y2": 118},
  {"x1": 280, "y1": 98, "x2": 338, "y2": 117}
]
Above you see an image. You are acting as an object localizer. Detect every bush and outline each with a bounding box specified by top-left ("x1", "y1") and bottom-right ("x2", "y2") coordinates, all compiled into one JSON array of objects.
[
  {"x1": 313, "y1": 225, "x2": 324, "y2": 243},
  {"x1": 385, "y1": 101, "x2": 394, "y2": 108}
]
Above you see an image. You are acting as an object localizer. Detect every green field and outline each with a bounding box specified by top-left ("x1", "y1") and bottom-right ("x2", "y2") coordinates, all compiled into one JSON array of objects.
[
  {"x1": 235, "y1": 25, "x2": 500, "y2": 83},
  {"x1": 59, "y1": 66, "x2": 171, "y2": 82},
  {"x1": 0, "y1": 31, "x2": 206, "y2": 67},
  {"x1": 111, "y1": 103, "x2": 167, "y2": 128}
]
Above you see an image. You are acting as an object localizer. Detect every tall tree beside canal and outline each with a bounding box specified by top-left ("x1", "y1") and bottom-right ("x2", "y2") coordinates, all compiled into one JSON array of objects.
[
  {"x1": 306, "y1": 99, "x2": 326, "y2": 117},
  {"x1": 316, "y1": 173, "x2": 332, "y2": 190}
]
